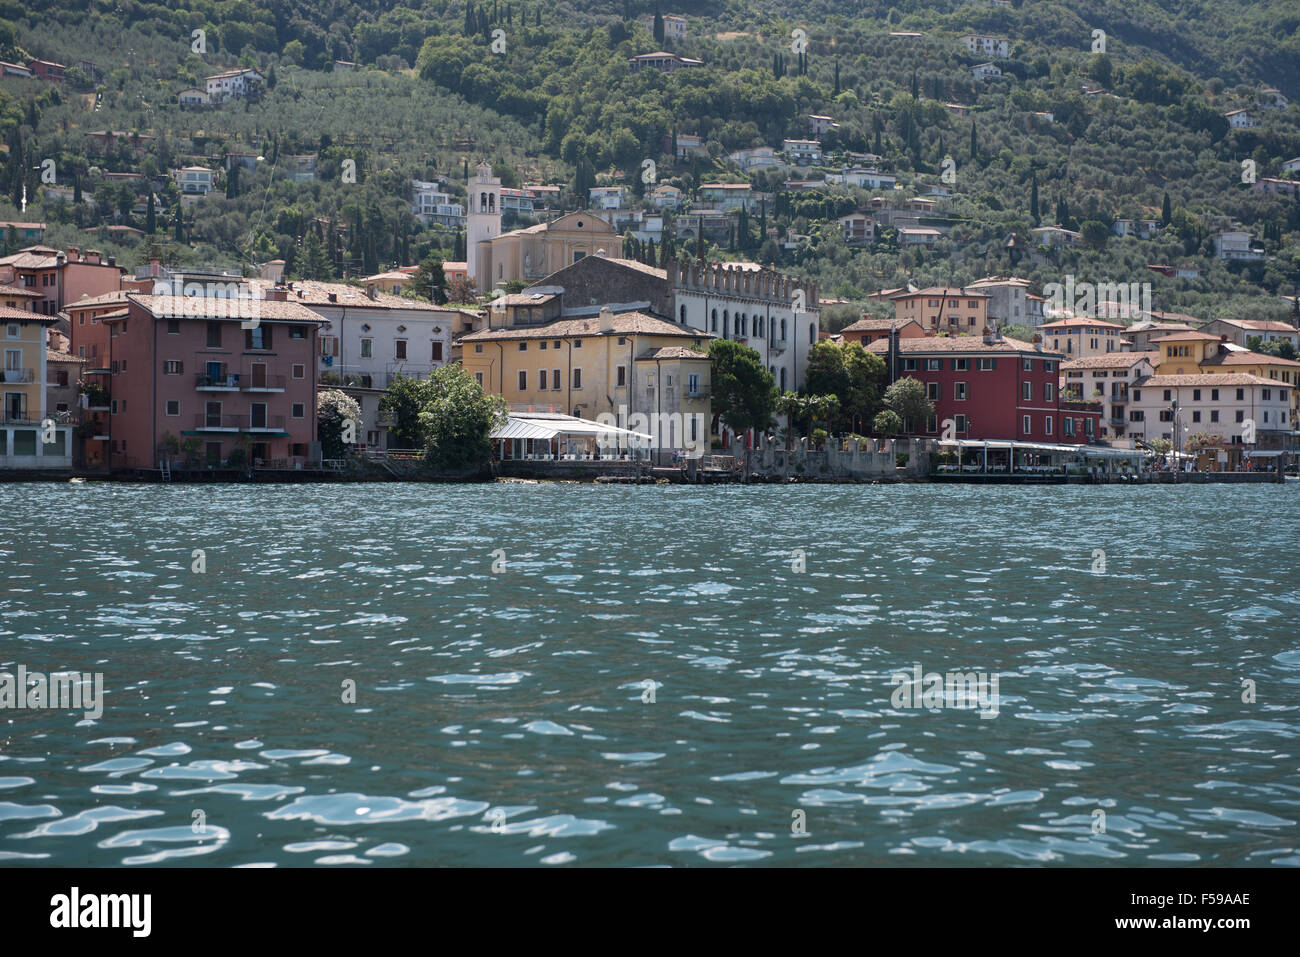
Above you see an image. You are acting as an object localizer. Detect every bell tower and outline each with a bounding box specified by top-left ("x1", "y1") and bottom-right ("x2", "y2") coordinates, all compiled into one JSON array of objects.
[{"x1": 467, "y1": 162, "x2": 501, "y2": 292}]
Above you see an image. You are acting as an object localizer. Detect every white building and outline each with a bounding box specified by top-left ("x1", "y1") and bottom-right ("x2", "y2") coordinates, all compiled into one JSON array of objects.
[
  {"x1": 782, "y1": 139, "x2": 822, "y2": 164},
  {"x1": 589, "y1": 186, "x2": 629, "y2": 210},
  {"x1": 204, "y1": 68, "x2": 264, "y2": 102},
  {"x1": 172, "y1": 166, "x2": 214, "y2": 195},
  {"x1": 177, "y1": 88, "x2": 208, "y2": 108},
  {"x1": 1060, "y1": 352, "x2": 1157, "y2": 440},
  {"x1": 829, "y1": 167, "x2": 897, "y2": 190},
  {"x1": 807, "y1": 114, "x2": 839, "y2": 136},
  {"x1": 898, "y1": 227, "x2": 940, "y2": 246},
  {"x1": 966, "y1": 276, "x2": 1034, "y2": 327},
  {"x1": 1281, "y1": 157, "x2": 1300, "y2": 175},
  {"x1": 669, "y1": 260, "x2": 819, "y2": 396},
  {"x1": 412, "y1": 179, "x2": 465, "y2": 228},
  {"x1": 1127, "y1": 374, "x2": 1290, "y2": 445},
  {"x1": 1225, "y1": 109, "x2": 1260, "y2": 129},
  {"x1": 971, "y1": 62, "x2": 1002, "y2": 82},
  {"x1": 1112, "y1": 219, "x2": 1158, "y2": 239},
  {"x1": 1213, "y1": 229, "x2": 1263, "y2": 261},
  {"x1": 729, "y1": 146, "x2": 783, "y2": 171},
  {"x1": 961, "y1": 35, "x2": 1009, "y2": 59}
]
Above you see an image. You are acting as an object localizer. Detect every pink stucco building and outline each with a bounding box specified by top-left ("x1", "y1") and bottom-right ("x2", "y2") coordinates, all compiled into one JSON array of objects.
[{"x1": 106, "y1": 288, "x2": 325, "y2": 470}]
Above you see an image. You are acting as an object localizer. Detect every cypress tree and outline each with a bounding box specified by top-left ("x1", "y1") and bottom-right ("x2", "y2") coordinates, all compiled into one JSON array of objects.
[
  {"x1": 653, "y1": 1, "x2": 664, "y2": 45},
  {"x1": 969, "y1": 121, "x2": 977, "y2": 162},
  {"x1": 833, "y1": 59, "x2": 840, "y2": 96},
  {"x1": 145, "y1": 192, "x2": 156, "y2": 233},
  {"x1": 1030, "y1": 172, "x2": 1040, "y2": 226},
  {"x1": 1161, "y1": 191, "x2": 1171, "y2": 227},
  {"x1": 173, "y1": 204, "x2": 185, "y2": 244}
]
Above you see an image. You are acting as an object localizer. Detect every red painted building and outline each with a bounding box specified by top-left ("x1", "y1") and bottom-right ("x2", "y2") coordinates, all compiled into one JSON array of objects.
[
  {"x1": 868, "y1": 332, "x2": 1102, "y2": 442},
  {"x1": 27, "y1": 59, "x2": 66, "y2": 82},
  {"x1": 101, "y1": 288, "x2": 326, "y2": 471}
]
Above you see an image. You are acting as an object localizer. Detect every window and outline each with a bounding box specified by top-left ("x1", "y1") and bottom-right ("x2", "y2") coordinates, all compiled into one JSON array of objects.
[
  {"x1": 1163, "y1": 389, "x2": 1172, "y2": 401},
  {"x1": 111, "y1": 399, "x2": 118, "y2": 414},
  {"x1": 292, "y1": 403, "x2": 305, "y2": 418},
  {"x1": 518, "y1": 341, "x2": 527, "y2": 351},
  {"x1": 1129, "y1": 410, "x2": 1144, "y2": 422},
  {"x1": 518, "y1": 370, "x2": 527, "y2": 390},
  {"x1": 1236, "y1": 410, "x2": 1245, "y2": 423},
  {"x1": 954, "y1": 414, "x2": 968, "y2": 433},
  {"x1": 207, "y1": 322, "x2": 222, "y2": 348},
  {"x1": 573, "y1": 339, "x2": 582, "y2": 349},
  {"x1": 165, "y1": 400, "x2": 180, "y2": 416},
  {"x1": 1022, "y1": 414, "x2": 1031, "y2": 434},
  {"x1": 573, "y1": 368, "x2": 582, "y2": 389},
  {"x1": 954, "y1": 382, "x2": 968, "y2": 400},
  {"x1": 1192, "y1": 389, "x2": 1201, "y2": 401},
  {"x1": 616, "y1": 365, "x2": 626, "y2": 387},
  {"x1": 1063, "y1": 417, "x2": 1075, "y2": 436},
  {"x1": 540, "y1": 341, "x2": 547, "y2": 350},
  {"x1": 431, "y1": 342, "x2": 443, "y2": 362},
  {"x1": 1044, "y1": 361, "x2": 1057, "y2": 373},
  {"x1": 1236, "y1": 389, "x2": 1244, "y2": 401},
  {"x1": 926, "y1": 382, "x2": 939, "y2": 401},
  {"x1": 926, "y1": 358, "x2": 941, "y2": 370},
  {"x1": 538, "y1": 369, "x2": 548, "y2": 390},
  {"x1": 292, "y1": 364, "x2": 305, "y2": 379},
  {"x1": 167, "y1": 319, "x2": 180, "y2": 334},
  {"x1": 289, "y1": 325, "x2": 306, "y2": 339},
  {"x1": 1210, "y1": 410, "x2": 1219, "y2": 423},
  {"x1": 1022, "y1": 381, "x2": 1032, "y2": 401},
  {"x1": 1044, "y1": 416, "x2": 1053, "y2": 435},
  {"x1": 474, "y1": 344, "x2": 484, "y2": 354},
  {"x1": 1132, "y1": 389, "x2": 1141, "y2": 401},
  {"x1": 953, "y1": 358, "x2": 969, "y2": 371},
  {"x1": 395, "y1": 339, "x2": 407, "y2": 360},
  {"x1": 1192, "y1": 410, "x2": 1202, "y2": 423},
  {"x1": 1085, "y1": 418, "x2": 1095, "y2": 436},
  {"x1": 902, "y1": 359, "x2": 918, "y2": 371},
  {"x1": 925, "y1": 414, "x2": 938, "y2": 433},
  {"x1": 360, "y1": 339, "x2": 373, "y2": 358},
  {"x1": 809, "y1": 322, "x2": 816, "y2": 345},
  {"x1": 553, "y1": 341, "x2": 561, "y2": 350},
  {"x1": 164, "y1": 360, "x2": 183, "y2": 375},
  {"x1": 1262, "y1": 389, "x2": 1271, "y2": 401},
  {"x1": 688, "y1": 373, "x2": 700, "y2": 395},
  {"x1": 1044, "y1": 383, "x2": 1054, "y2": 402},
  {"x1": 55, "y1": 370, "x2": 68, "y2": 387},
  {"x1": 977, "y1": 358, "x2": 996, "y2": 370},
  {"x1": 1023, "y1": 358, "x2": 1033, "y2": 371},
  {"x1": 246, "y1": 325, "x2": 271, "y2": 350},
  {"x1": 474, "y1": 372, "x2": 484, "y2": 387}
]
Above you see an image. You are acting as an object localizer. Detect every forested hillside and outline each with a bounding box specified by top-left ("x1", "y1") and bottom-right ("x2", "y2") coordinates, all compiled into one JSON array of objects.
[{"x1": 2, "y1": 0, "x2": 1298, "y2": 323}]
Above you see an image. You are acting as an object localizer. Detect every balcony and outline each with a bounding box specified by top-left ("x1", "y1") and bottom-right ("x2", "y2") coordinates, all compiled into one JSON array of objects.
[
  {"x1": 242, "y1": 374, "x2": 285, "y2": 392},
  {"x1": 2, "y1": 411, "x2": 36, "y2": 424},
  {"x1": 0, "y1": 368, "x2": 35, "y2": 383},
  {"x1": 190, "y1": 414, "x2": 287, "y2": 433},
  {"x1": 196, "y1": 372, "x2": 241, "y2": 390}
]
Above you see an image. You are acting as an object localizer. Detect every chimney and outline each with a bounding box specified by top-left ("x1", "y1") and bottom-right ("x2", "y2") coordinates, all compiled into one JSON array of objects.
[
  {"x1": 327, "y1": 293, "x2": 337, "y2": 303},
  {"x1": 85, "y1": 250, "x2": 102, "y2": 265},
  {"x1": 598, "y1": 306, "x2": 615, "y2": 333},
  {"x1": 366, "y1": 286, "x2": 377, "y2": 300},
  {"x1": 264, "y1": 286, "x2": 288, "y2": 302},
  {"x1": 66, "y1": 246, "x2": 80, "y2": 261},
  {"x1": 1033, "y1": 333, "x2": 1042, "y2": 351}
]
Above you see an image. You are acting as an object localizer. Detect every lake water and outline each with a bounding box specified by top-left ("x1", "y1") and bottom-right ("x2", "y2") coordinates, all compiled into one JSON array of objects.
[{"x1": 2, "y1": 481, "x2": 1298, "y2": 867}]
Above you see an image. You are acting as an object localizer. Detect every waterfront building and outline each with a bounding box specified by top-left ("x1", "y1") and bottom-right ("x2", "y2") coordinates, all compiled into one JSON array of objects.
[
  {"x1": 868, "y1": 330, "x2": 1100, "y2": 442},
  {"x1": 1060, "y1": 352, "x2": 1157, "y2": 441},
  {"x1": 103, "y1": 286, "x2": 325, "y2": 471},
  {"x1": 1, "y1": 302, "x2": 72, "y2": 469},
  {"x1": 1039, "y1": 316, "x2": 1126, "y2": 357},
  {"x1": 889, "y1": 286, "x2": 991, "y2": 336}
]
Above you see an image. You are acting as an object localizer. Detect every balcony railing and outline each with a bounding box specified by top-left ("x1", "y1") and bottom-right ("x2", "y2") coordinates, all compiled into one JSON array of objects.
[
  {"x1": 192, "y1": 414, "x2": 287, "y2": 431},
  {"x1": 243, "y1": 374, "x2": 286, "y2": 391},
  {"x1": 2, "y1": 411, "x2": 36, "y2": 424},
  {"x1": 0, "y1": 368, "x2": 35, "y2": 383},
  {"x1": 196, "y1": 372, "x2": 241, "y2": 389}
]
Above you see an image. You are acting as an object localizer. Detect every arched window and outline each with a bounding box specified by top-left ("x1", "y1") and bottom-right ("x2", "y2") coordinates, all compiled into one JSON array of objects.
[
  {"x1": 723, "y1": 310, "x2": 729, "y2": 338},
  {"x1": 711, "y1": 309, "x2": 718, "y2": 333},
  {"x1": 780, "y1": 367, "x2": 787, "y2": 391},
  {"x1": 488, "y1": 194, "x2": 496, "y2": 212},
  {"x1": 739, "y1": 314, "x2": 747, "y2": 337},
  {"x1": 780, "y1": 318, "x2": 787, "y2": 340},
  {"x1": 809, "y1": 322, "x2": 816, "y2": 345},
  {"x1": 680, "y1": 304, "x2": 687, "y2": 324},
  {"x1": 480, "y1": 192, "x2": 488, "y2": 212}
]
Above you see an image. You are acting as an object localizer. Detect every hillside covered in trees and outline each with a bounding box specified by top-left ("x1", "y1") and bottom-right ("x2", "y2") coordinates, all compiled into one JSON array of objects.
[{"x1": 2, "y1": 0, "x2": 1298, "y2": 323}]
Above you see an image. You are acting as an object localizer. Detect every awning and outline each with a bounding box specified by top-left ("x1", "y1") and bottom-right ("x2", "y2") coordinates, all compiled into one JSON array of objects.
[
  {"x1": 937, "y1": 439, "x2": 1146, "y2": 457},
  {"x1": 491, "y1": 413, "x2": 652, "y2": 442},
  {"x1": 1244, "y1": 450, "x2": 1283, "y2": 458}
]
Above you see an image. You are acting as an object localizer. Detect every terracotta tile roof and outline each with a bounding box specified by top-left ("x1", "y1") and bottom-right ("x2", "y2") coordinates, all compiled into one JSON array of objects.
[
  {"x1": 889, "y1": 285, "x2": 989, "y2": 299},
  {"x1": 461, "y1": 310, "x2": 708, "y2": 342},
  {"x1": 1150, "y1": 331, "x2": 1222, "y2": 342},
  {"x1": 867, "y1": 334, "x2": 1058, "y2": 355},
  {"x1": 493, "y1": 292, "x2": 559, "y2": 307},
  {"x1": 126, "y1": 293, "x2": 326, "y2": 322},
  {"x1": 1061, "y1": 352, "x2": 1158, "y2": 369},
  {"x1": 65, "y1": 290, "x2": 129, "y2": 310},
  {"x1": 1040, "y1": 316, "x2": 1125, "y2": 330},
  {"x1": 1135, "y1": 373, "x2": 1281, "y2": 388},
  {"x1": 0, "y1": 305, "x2": 56, "y2": 322},
  {"x1": 0, "y1": 283, "x2": 40, "y2": 298},
  {"x1": 0, "y1": 247, "x2": 61, "y2": 269},
  {"x1": 47, "y1": 348, "x2": 85, "y2": 364},
  {"x1": 1216, "y1": 318, "x2": 1300, "y2": 333},
  {"x1": 247, "y1": 278, "x2": 456, "y2": 313},
  {"x1": 640, "y1": 345, "x2": 710, "y2": 360},
  {"x1": 1201, "y1": 350, "x2": 1300, "y2": 367},
  {"x1": 839, "y1": 316, "x2": 921, "y2": 333}
]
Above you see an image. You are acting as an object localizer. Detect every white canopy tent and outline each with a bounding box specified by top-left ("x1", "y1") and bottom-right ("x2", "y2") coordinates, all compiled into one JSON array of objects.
[{"x1": 492, "y1": 412, "x2": 653, "y2": 461}]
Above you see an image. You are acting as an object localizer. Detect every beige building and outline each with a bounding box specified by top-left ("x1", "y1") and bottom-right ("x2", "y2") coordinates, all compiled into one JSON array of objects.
[
  {"x1": 472, "y1": 208, "x2": 623, "y2": 293},
  {"x1": 459, "y1": 307, "x2": 711, "y2": 451},
  {"x1": 890, "y1": 286, "x2": 990, "y2": 336},
  {"x1": 1040, "y1": 317, "x2": 1126, "y2": 358}
]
